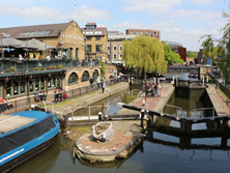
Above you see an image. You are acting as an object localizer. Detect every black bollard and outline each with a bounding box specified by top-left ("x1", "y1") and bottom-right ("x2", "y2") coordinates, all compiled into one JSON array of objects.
[
  {"x1": 141, "y1": 109, "x2": 145, "y2": 130},
  {"x1": 98, "y1": 112, "x2": 102, "y2": 121}
]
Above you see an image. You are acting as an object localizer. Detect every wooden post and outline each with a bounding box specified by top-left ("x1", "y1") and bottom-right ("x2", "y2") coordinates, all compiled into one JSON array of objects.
[{"x1": 180, "y1": 118, "x2": 191, "y2": 134}]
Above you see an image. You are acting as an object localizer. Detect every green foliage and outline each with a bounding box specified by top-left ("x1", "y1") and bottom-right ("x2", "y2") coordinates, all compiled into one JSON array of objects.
[
  {"x1": 199, "y1": 10, "x2": 230, "y2": 85},
  {"x1": 57, "y1": 65, "x2": 63, "y2": 69},
  {"x1": 40, "y1": 103, "x2": 45, "y2": 107},
  {"x1": 34, "y1": 66, "x2": 46, "y2": 71},
  {"x1": 100, "y1": 60, "x2": 105, "y2": 78},
  {"x1": 161, "y1": 41, "x2": 184, "y2": 65},
  {"x1": 6, "y1": 66, "x2": 17, "y2": 73},
  {"x1": 47, "y1": 65, "x2": 56, "y2": 70},
  {"x1": 122, "y1": 35, "x2": 167, "y2": 77},
  {"x1": 187, "y1": 51, "x2": 198, "y2": 58}
]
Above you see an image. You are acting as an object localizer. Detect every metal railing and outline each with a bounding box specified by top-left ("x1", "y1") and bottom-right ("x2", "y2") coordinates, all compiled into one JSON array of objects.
[
  {"x1": 1, "y1": 77, "x2": 122, "y2": 114},
  {"x1": 0, "y1": 58, "x2": 100, "y2": 73}
]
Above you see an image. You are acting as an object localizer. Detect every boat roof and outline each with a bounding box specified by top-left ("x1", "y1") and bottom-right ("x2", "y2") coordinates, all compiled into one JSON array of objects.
[{"x1": 0, "y1": 111, "x2": 51, "y2": 134}]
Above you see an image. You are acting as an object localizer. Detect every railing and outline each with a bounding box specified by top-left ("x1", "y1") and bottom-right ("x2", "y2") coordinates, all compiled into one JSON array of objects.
[
  {"x1": 0, "y1": 58, "x2": 100, "y2": 72},
  {"x1": 2, "y1": 77, "x2": 122, "y2": 114}
]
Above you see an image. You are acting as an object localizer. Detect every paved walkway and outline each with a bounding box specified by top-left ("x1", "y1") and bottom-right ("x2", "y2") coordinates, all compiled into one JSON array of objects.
[{"x1": 207, "y1": 85, "x2": 230, "y2": 116}]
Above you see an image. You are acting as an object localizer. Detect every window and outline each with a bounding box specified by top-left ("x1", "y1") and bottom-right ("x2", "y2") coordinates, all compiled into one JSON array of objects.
[
  {"x1": 113, "y1": 53, "x2": 117, "y2": 59},
  {"x1": 141, "y1": 31, "x2": 144, "y2": 34},
  {"x1": 113, "y1": 45, "x2": 117, "y2": 52},
  {"x1": 119, "y1": 45, "x2": 123, "y2": 52},
  {"x1": 96, "y1": 45, "x2": 101, "y2": 52},
  {"x1": 82, "y1": 71, "x2": 90, "y2": 82},
  {"x1": 87, "y1": 36, "x2": 91, "y2": 41},
  {"x1": 107, "y1": 46, "x2": 110, "y2": 52},
  {"x1": 145, "y1": 31, "x2": 149, "y2": 36},
  {"x1": 68, "y1": 73, "x2": 78, "y2": 84},
  {"x1": 76, "y1": 48, "x2": 79, "y2": 59},
  {"x1": 86, "y1": 45, "x2": 91, "y2": 52},
  {"x1": 130, "y1": 31, "x2": 134, "y2": 34},
  {"x1": 136, "y1": 31, "x2": 139, "y2": 34},
  {"x1": 151, "y1": 31, "x2": 153, "y2": 35},
  {"x1": 96, "y1": 36, "x2": 101, "y2": 40},
  {"x1": 119, "y1": 53, "x2": 123, "y2": 59}
]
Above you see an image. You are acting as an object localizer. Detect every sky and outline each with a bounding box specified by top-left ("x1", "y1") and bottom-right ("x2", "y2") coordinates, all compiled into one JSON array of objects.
[{"x1": 0, "y1": 0, "x2": 229, "y2": 51}]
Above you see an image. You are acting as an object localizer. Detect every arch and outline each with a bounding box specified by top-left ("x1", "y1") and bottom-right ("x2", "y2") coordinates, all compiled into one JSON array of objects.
[
  {"x1": 92, "y1": 69, "x2": 99, "y2": 81},
  {"x1": 81, "y1": 70, "x2": 90, "y2": 82},
  {"x1": 189, "y1": 61, "x2": 194, "y2": 65},
  {"x1": 68, "y1": 72, "x2": 79, "y2": 84}
]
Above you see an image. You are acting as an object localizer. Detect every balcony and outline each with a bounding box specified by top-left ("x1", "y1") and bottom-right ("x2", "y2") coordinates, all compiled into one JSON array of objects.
[{"x1": 0, "y1": 58, "x2": 100, "y2": 77}]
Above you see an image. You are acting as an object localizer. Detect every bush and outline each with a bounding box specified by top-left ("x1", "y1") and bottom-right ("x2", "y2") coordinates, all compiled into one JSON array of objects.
[
  {"x1": 47, "y1": 65, "x2": 56, "y2": 69},
  {"x1": 57, "y1": 65, "x2": 63, "y2": 69},
  {"x1": 34, "y1": 66, "x2": 46, "y2": 71},
  {"x1": 6, "y1": 66, "x2": 17, "y2": 73}
]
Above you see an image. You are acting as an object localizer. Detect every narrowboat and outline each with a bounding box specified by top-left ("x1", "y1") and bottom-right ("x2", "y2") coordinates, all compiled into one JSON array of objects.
[{"x1": 0, "y1": 111, "x2": 60, "y2": 173}]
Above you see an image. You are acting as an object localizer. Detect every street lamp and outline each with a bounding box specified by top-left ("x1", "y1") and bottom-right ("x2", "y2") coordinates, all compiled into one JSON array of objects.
[{"x1": 1, "y1": 33, "x2": 5, "y2": 58}]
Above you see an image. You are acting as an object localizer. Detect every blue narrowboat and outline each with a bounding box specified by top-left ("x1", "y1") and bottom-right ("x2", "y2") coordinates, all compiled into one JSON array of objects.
[{"x1": 0, "y1": 111, "x2": 60, "y2": 173}]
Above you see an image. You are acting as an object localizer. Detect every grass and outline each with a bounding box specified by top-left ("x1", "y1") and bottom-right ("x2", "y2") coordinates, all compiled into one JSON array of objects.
[{"x1": 216, "y1": 88, "x2": 230, "y2": 105}]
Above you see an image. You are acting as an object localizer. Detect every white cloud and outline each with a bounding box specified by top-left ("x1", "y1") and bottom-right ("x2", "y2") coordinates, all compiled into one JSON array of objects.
[
  {"x1": 123, "y1": 0, "x2": 183, "y2": 14},
  {"x1": 191, "y1": 0, "x2": 212, "y2": 5},
  {"x1": 0, "y1": 5, "x2": 61, "y2": 20}
]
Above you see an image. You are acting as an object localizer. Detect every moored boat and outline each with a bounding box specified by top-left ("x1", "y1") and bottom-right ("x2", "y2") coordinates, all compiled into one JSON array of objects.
[{"x1": 0, "y1": 110, "x2": 60, "y2": 173}]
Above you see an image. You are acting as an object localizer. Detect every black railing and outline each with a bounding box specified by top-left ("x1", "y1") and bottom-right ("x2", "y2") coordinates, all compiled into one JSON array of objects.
[{"x1": 0, "y1": 58, "x2": 100, "y2": 72}]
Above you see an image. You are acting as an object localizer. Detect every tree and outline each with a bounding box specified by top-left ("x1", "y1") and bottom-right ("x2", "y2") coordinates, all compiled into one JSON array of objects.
[
  {"x1": 122, "y1": 35, "x2": 167, "y2": 79},
  {"x1": 100, "y1": 60, "x2": 105, "y2": 78},
  {"x1": 199, "y1": 12, "x2": 230, "y2": 85},
  {"x1": 161, "y1": 41, "x2": 184, "y2": 65}
]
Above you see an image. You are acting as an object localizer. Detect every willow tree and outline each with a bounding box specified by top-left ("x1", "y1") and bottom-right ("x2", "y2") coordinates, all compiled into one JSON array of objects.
[
  {"x1": 199, "y1": 12, "x2": 230, "y2": 85},
  {"x1": 122, "y1": 35, "x2": 167, "y2": 79}
]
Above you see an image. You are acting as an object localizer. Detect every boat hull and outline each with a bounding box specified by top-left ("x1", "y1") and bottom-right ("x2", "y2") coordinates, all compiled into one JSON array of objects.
[{"x1": 0, "y1": 135, "x2": 58, "y2": 173}]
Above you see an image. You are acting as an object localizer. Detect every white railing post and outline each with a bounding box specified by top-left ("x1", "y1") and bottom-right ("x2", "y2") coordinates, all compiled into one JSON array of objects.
[{"x1": 89, "y1": 106, "x2": 91, "y2": 120}]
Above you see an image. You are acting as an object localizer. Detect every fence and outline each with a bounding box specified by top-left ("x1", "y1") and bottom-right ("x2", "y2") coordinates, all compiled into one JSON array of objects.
[{"x1": 1, "y1": 77, "x2": 122, "y2": 114}]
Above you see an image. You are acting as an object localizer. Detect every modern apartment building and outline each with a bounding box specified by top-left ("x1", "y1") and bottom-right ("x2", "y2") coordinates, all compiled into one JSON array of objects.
[
  {"x1": 81, "y1": 22, "x2": 108, "y2": 62},
  {"x1": 125, "y1": 29, "x2": 161, "y2": 40}
]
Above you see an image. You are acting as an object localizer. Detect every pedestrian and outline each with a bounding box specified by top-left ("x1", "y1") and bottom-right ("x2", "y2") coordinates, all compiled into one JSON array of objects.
[
  {"x1": 96, "y1": 77, "x2": 100, "y2": 89},
  {"x1": 155, "y1": 83, "x2": 160, "y2": 97},
  {"x1": 89, "y1": 77, "x2": 94, "y2": 89},
  {"x1": 145, "y1": 83, "x2": 150, "y2": 97},
  {"x1": 102, "y1": 81, "x2": 106, "y2": 93},
  {"x1": 54, "y1": 87, "x2": 59, "y2": 103},
  {"x1": 100, "y1": 78, "x2": 103, "y2": 88}
]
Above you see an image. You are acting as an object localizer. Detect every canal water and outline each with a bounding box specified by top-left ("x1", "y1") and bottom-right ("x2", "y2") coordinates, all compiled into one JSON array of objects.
[{"x1": 11, "y1": 74, "x2": 230, "y2": 173}]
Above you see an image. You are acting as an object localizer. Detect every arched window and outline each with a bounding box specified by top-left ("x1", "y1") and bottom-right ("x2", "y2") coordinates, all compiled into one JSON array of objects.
[
  {"x1": 81, "y1": 71, "x2": 89, "y2": 82},
  {"x1": 68, "y1": 73, "x2": 78, "y2": 84},
  {"x1": 92, "y1": 70, "x2": 99, "y2": 81}
]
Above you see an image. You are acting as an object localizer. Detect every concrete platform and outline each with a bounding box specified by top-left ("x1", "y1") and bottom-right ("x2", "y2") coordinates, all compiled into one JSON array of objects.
[{"x1": 74, "y1": 120, "x2": 145, "y2": 163}]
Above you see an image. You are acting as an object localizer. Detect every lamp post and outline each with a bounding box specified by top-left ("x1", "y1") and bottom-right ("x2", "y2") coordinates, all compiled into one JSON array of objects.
[{"x1": 1, "y1": 33, "x2": 5, "y2": 58}]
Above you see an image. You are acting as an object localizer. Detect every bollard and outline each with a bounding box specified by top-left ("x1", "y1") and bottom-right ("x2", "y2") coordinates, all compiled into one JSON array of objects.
[
  {"x1": 98, "y1": 112, "x2": 102, "y2": 121},
  {"x1": 141, "y1": 109, "x2": 145, "y2": 130}
]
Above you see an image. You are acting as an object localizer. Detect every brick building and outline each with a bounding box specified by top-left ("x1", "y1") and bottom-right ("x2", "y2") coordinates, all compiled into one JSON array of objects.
[
  {"x1": 125, "y1": 29, "x2": 160, "y2": 40},
  {"x1": 81, "y1": 22, "x2": 108, "y2": 62}
]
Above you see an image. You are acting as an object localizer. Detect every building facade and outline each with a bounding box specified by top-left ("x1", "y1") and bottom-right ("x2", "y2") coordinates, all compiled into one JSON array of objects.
[
  {"x1": 125, "y1": 29, "x2": 161, "y2": 40},
  {"x1": 108, "y1": 34, "x2": 136, "y2": 65},
  {"x1": 81, "y1": 23, "x2": 108, "y2": 62},
  {"x1": 164, "y1": 41, "x2": 187, "y2": 62},
  {"x1": 0, "y1": 20, "x2": 85, "y2": 60}
]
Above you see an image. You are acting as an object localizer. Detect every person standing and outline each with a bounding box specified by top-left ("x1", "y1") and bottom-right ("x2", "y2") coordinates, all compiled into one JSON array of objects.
[
  {"x1": 155, "y1": 83, "x2": 160, "y2": 97},
  {"x1": 102, "y1": 81, "x2": 106, "y2": 93},
  {"x1": 96, "y1": 77, "x2": 100, "y2": 89},
  {"x1": 89, "y1": 77, "x2": 94, "y2": 89},
  {"x1": 54, "y1": 87, "x2": 59, "y2": 103}
]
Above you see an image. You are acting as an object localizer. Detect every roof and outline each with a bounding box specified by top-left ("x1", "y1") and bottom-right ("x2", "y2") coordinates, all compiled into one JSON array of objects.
[
  {"x1": 0, "y1": 115, "x2": 35, "y2": 134},
  {"x1": 0, "y1": 111, "x2": 51, "y2": 134},
  {"x1": 0, "y1": 22, "x2": 70, "y2": 39},
  {"x1": 108, "y1": 34, "x2": 137, "y2": 40},
  {"x1": 81, "y1": 27, "x2": 107, "y2": 36},
  {"x1": 86, "y1": 22, "x2": 96, "y2": 26}
]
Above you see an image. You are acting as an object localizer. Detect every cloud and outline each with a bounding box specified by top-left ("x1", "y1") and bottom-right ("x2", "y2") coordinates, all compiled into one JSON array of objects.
[
  {"x1": 190, "y1": 0, "x2": 212, "y2": 5},
  {"x1": 0, "y1": 5, "x2": 110, "y2": 22},
  {"x1": 123, "y1": 0, "x2": 183, "y2": 14},
  {"x1": 0, "y1": 5, "x2": 61, "y2": 20}
]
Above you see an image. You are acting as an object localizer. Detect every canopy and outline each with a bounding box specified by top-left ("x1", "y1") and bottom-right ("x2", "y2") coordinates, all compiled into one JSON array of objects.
[
  {"x1": 0, "y1": 37, "x2": 37, "y2": 49},
  {"x1": 27, "y1": 38, "x2": 56, "y2": 50}
]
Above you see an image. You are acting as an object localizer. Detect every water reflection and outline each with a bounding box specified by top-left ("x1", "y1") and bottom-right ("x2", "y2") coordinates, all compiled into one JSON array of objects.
[{"x1": 167, "y1": 73, "x2": 199, "y2": 81}]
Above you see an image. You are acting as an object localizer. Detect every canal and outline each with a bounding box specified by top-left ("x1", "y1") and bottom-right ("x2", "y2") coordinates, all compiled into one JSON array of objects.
[{"x1": 11, "y1": 73, "x2": 230, "y2": 173}]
